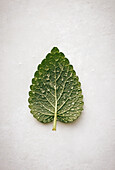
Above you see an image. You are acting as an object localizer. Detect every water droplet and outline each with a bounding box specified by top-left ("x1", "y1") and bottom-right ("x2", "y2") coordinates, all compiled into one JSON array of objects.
[
  {"x1": 71, "y1": 108, "x2": 74, "y2": 111},
  {"x1": 71, "y1": 87, "x2": 73, "y2": 89},
  {"x1": 47, "y1": 89, "x2": 50, "y2": 91},
  {"x1": 62, "y1": 78, "x2": 63, "y2": 81},
  {"x1": 45, "y1": 68, "x2": 49, "y2": 71},
  {"x1": 46, "y1": 77, "x2": 49, "y2": 80},
  {"x1": 47, "y1": 74, "x2": 50, "y2": 77},
  {"x1": 72, "y1": 102, "x2": 74, "y2": 105}
]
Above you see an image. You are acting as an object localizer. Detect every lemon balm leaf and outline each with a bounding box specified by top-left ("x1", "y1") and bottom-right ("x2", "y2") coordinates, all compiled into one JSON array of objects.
[{"x1": 28, "y1": 47, "x2": 84, "y2": 131}]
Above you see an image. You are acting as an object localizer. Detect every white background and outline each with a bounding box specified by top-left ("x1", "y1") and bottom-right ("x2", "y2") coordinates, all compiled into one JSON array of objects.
[{"x1": 0, "y1": 0, "x2": 115, "y2": 170}]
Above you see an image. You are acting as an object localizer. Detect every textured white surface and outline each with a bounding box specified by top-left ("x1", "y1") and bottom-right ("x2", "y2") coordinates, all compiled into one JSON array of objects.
[{"x1": 0, "y1": 0, "x2": 115, "y2": 170}]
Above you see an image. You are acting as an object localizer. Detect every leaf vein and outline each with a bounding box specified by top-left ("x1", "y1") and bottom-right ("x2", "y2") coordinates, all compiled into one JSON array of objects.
[
  {"x1": 58, "y1": 98, "x2": 78, "y2": 115},
  {"x1": 56, "y1": 63, "x2": 63, "y2": 81},
  {"x1": 57, "y1": 73, "x2": 73, "y2": 101},
  {"x1": 57, "y1": 88, "x2": 75, "y2": 111}
]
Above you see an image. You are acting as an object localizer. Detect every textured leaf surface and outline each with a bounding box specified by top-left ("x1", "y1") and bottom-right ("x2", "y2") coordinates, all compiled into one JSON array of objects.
[{"x1": 28, "y1": 47, "x2": 84, "y2": 130}]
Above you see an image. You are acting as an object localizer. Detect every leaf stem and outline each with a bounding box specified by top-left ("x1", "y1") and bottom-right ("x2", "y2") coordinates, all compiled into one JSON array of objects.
[{"x1": 52, "y1": 107, "x2": 57, "y2": 131}]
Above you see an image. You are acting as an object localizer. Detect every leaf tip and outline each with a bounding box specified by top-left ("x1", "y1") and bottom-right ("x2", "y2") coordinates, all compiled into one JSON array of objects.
[{"x1": 51, "y1": 47, "x2": 59, "y2": 54}]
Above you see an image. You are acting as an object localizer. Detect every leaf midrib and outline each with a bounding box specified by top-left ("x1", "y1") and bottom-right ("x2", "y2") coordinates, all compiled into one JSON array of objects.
[{"x1": 52, "y1": 66, "x2": 57, "y2": 130}]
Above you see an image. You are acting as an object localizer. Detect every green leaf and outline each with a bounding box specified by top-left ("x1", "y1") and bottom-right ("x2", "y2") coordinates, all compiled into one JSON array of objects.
[{"x1": 28, "y1": 47, "x2": 84, "y2": 131}]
